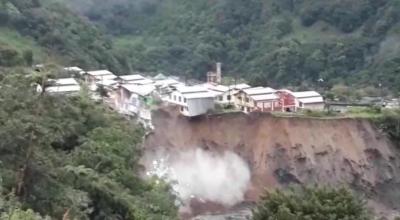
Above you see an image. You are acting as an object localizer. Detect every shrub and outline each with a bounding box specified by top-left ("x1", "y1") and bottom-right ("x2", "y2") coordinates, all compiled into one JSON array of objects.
[{"x1": 253, "y1": 186, "x2": 371, "y2": 220}]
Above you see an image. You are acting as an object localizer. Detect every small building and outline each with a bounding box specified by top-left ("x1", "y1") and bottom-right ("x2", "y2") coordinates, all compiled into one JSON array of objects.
[
  {"x1": 276, "y1": 89, "x2": 297, "y2": 112},
  {"x1": 154, "y1": 79, "x2": 183, "y2": 100},
  {"x1": 117, "y1": 84, "x2": 156, "y2": 115},
  {"x1": 168, "y1": 86, "x2": 215, "y2": 117},
  {"x1": 234, "y1": 87, "x2": 277, "y2": 113},
  {"x1": 252, "y1": 93, "x2": 281, "y2": 112},
  {"x1": 207, "y1": 63, "x2": 222, "y2": 84},
  {"x1": 43, "y1": 78, "x2": 81, "y2": 96},
  {"x1": 202, "y1": 83, "x2": 232, "y2": 105},
  {"x1": 291, "y1": 91, "x2": 325, "y2": 111},
  {"x1": 86, "y1": 70, "x2": 117, "y2": 91}
]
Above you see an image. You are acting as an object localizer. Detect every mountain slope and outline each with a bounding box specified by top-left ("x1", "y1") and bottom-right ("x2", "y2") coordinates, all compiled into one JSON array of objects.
[
  {"x1": 0, "y1": 0, "x2": 124, "y2": 72},
  {"x1": 69, "y1": 0, "x2": 400, "y2": 94}
]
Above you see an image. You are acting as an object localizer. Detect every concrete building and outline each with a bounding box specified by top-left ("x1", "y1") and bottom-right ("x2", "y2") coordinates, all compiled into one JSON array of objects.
[
  {"x1": 43, "y1": 78, "x2": 81, "y2": 96},
  {"x1": 86, "y1": 70, "x2": 117, "y2": 91},
  {"x1": 252, "y1": 93, "x2": 281, "y2": 112},
  {"x1": 168, "y1": 86, "x2": 215, "y2": 117},
  {"x1": 117, "y1": 84, "x2": 156, "y2": 115},
  {"x1": 276, "y1": 89, "x2": 297, "y2": 112},
  {"x1": 234, "y1": 87, "x2": 277, "y2": 113},
  {"x1": 202, "y1": 83, "x2": 233, "y2": 105},
  {"x1": 154, "y1": 79, "x2": 183, "y2": 100},
  {"x1": 291, "y1": 91, "x2": 325, "y2": 111}
]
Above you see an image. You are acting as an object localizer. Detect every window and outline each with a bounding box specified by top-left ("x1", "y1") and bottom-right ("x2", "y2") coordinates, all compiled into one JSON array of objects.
[
  {"x1": 184, "y1": 98, "x2": 187, "y2": 103},
  {"x1": 245, "y1": 97, "x2": 250, "y2": 103},
  {"x1": 227, "y1": 95, "x2": 231, "y2": 101},
  {"x1": 179, "y1": 96, "x2": 182, "y2": 102},
  {"x1": 218, "y1": 96, "x2": 223, "y2": 101},
  {"x1": 181, "y1": 106, "x2": 184, "y2": 111},
  {"x1": 174, "y1": 95, "x2": 177, "y2": 101},
  {"x1": 247, "y1": 107, "x2": 251, "y2": 112}
]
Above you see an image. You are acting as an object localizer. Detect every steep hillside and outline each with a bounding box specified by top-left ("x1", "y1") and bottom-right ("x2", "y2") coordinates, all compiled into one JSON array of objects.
[
  {"x1": 0, "y1": 0, "x2": 124, "y2": 72},
  {"x1": 69, "y1": 0, "x2": 400, "y2": 95},
  {"x1": 144, "y1": 108, "x2": 400, "y2": 217}
]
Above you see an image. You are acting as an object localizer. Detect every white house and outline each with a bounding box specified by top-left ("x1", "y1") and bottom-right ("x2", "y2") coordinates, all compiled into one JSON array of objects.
[
  {"x1": 86, "y1": 70, "x2": 117, "y2": 91},
  {"x1": 234, "y1": 87, "x2": 278, "y2": 113},
  {"x1": 291, "y1": 91, "x2": 325, "y2": 111},
  {"x1": 168, "y1": 86, "x2": 215, "y2": 117},
  {"x1": 43, "y1": 78, "x2": 81, "y2": 95},
  {"x1": 154, "y1": 79, "x2": 183, "y2": 100},
  {"x1": 117, "y1": 84, "x2": 156, "y2": 115},
  {"x1": 202, "y1": 83, "x2": 233, "y2": 105}
]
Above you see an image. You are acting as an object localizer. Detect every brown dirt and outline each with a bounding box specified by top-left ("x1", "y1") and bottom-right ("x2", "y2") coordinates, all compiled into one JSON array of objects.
[{"x1": 144, "y1": 107, "x2": 400, "y2": 216}]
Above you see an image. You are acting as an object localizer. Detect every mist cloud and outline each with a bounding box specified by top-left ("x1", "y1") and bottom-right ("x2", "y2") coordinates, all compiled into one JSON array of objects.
[{"x1": 145, "y1": 148, "x2": 251, "y2": 207}]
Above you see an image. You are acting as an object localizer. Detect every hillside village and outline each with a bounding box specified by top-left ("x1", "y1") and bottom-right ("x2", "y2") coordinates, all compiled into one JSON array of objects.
[{"x1": 39, "y1": 63, "x2": 400, "y2": 128}]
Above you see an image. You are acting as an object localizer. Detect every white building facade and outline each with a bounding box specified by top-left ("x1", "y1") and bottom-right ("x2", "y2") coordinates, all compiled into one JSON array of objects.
[{"x1": 168, "y1": 86, "x2": 215, "y2": 117}]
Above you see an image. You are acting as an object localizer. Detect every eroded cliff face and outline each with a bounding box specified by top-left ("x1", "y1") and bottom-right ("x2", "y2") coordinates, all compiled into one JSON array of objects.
[{"x1": 144, "y1": 107, "x2": 400, "y2": 217}]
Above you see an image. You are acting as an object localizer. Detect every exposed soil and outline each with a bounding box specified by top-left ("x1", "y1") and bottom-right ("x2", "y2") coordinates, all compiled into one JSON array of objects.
[{"x1": 144, "y1": 107, "x2": 400, "y2": 218}]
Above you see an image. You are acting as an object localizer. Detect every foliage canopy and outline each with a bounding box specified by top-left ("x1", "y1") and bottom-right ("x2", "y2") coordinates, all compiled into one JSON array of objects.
[{"x1": 253, "y1": 186, "x2": 371, "y2": 220}]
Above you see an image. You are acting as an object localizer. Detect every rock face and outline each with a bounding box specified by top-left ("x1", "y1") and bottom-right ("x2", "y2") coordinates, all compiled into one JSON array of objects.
[{"x1": 144, "y1": 108, "x2": 400, "y2": 217}]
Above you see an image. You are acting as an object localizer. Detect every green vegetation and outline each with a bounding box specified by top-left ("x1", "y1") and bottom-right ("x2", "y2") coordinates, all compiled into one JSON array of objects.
[
  {"x1": 0, "y1": 70, "x2": 178, "y2": 219},
  {"x1": 68, "y1": 0, "x2": 400, "y2": 95},
  {"x1": 373, "y1": 109, "x2": 400, "y2": 145},
  {"x1": 253, "y1": 186, "x2": 371, "y2": 220},
  {"x1": 2, "y1": 0, "x2": 400, "y2": 96},
  {"x1": 0, "y1": 0, "x2": 125, "y2": 72}
]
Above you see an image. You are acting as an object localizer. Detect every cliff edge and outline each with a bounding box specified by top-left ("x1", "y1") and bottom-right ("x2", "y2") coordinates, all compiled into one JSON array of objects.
[{"x1": 144, "y1": 107, "x2": 400, "y2": 217}]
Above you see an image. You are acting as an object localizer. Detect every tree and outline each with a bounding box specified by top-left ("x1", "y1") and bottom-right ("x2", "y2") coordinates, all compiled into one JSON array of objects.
[
  {"x1": 0, "y1": 71, "x2": 178, "y2": 219},
  {"x1": 253, "y1": 186, "x2": 371, "y2": 220},
  {"x1": 23, "y1": 50, "x2": 33, "y2": 66}
]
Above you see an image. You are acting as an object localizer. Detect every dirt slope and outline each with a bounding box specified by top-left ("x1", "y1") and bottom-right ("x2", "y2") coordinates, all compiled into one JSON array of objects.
[{"x1": 144, "y1": 107, "x2": 400, "y2": 216}]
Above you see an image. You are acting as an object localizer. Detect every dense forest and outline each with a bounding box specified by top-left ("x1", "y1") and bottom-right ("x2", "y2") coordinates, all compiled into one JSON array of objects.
[
  {"x1": 0, "y1": 0, "x2": 124, "y2": 72},
  {"x1": 0, "y1": 69, "x2": 177, "y2": 219},
  {"x1": 66, "y1": 0, "x2": 400, "y2": 96},
  {"x1": 1, "y1": 0, "x2": 400, "y2": 96}
]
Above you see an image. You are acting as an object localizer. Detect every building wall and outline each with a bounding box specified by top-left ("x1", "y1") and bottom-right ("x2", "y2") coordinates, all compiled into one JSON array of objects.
[
  {"x1": 301, "y1": 103, "x2": 325, "y2": 111},
  {"x1": 182, "y1": 98, "x2": 215, "y2": 117},
  {"x1": 215, "y1": 91, "x2": 234, "y2": 105},
  {"x1": 86, "y1": 75, "x2": 98, "y2": 91},
  {"x1": 234, "y1": 92, "x2": 256, "y2": 112},
  {"x1": 168, "y1": 91, "x2": 188, "y2": 107},
  {"x1": 255, "y1": 100, "x2": 280, "y2": 112},
  {"x1": 117, "y1": 87, "x2": 141, "y2": 115},
  {"x1": 277, "y1": 91, "x2": 297, "y2": 112}
]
